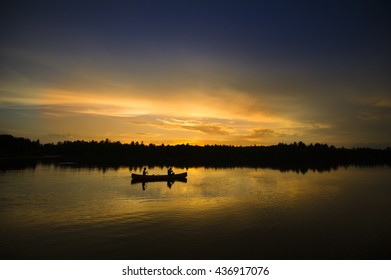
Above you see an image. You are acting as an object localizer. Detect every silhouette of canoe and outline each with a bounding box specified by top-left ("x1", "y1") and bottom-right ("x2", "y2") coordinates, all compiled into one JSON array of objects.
[{"x1": 131, "y1": 172, "x2": 187, "y2": 182}]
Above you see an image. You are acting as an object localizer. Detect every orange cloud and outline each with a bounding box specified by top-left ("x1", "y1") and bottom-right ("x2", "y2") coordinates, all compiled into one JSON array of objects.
[{"x1": 157, "y1": 118, "x2": 230, "y2": 135}]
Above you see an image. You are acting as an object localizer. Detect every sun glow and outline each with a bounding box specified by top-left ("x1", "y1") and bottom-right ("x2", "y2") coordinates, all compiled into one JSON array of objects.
[{"x1": 0, "y1": 84, "x2": 336, "y2": 145}]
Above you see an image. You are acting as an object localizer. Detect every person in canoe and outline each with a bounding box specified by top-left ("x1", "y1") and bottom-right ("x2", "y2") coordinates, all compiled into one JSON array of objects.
[
  {"x1": 142, "y1": 167, "x2": 148, "y2": 176},
  {"x1": 167, "y1": 167, "x2": 175, "y2": 176}
]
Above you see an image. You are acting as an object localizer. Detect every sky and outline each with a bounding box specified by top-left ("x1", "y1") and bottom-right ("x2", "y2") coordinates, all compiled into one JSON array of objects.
[{"x1": 1, "y1": 0, "x2": 390, "y2": 147}]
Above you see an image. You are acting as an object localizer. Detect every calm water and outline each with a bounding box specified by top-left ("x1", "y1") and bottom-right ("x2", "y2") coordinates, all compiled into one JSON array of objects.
[{"x1": 0, "y1": 164, "x2": 390, "y2": 259}]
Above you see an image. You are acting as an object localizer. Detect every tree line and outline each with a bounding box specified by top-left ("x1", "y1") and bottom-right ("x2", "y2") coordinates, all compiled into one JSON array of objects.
[{"x1": 1, "y1": 134, "x2": 390, "y2": 172}]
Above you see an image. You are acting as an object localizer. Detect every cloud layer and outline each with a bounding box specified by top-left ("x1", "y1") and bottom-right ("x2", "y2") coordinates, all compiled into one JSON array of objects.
[{"x1": 1, "y1": 1, "x2": 390, "y2": 147}]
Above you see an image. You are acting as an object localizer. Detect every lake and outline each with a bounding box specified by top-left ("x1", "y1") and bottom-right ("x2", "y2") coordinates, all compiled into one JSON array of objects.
[{"x1": 0, "y1": 164, "x2": 390, "y2": 259}]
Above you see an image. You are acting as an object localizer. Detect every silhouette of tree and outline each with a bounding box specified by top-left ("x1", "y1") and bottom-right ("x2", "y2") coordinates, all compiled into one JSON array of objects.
[{"x1": 1, "y1": 134, "x2": 390, "y2": 172}]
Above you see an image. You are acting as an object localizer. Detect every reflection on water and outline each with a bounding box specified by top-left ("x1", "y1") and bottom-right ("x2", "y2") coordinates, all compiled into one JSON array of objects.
[{"x1": 0, "y1": 165, "x2": 390, "y2": 259}]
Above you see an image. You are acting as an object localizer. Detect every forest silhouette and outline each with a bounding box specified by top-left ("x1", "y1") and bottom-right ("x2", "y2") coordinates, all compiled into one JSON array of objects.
[{"x1": 1, "y1": 134, "x2": 390, "y2": 173}]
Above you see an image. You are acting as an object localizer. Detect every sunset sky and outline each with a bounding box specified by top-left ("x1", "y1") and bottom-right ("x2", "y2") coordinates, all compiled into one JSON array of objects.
[{"x1": 1, "y1": 0, "x2": 390, "y2": 147}]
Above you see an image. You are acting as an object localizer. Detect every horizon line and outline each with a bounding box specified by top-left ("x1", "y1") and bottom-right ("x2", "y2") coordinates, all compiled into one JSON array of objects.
[{"x1": 1, "y1": 134, "x2": 390, "y2": 150}]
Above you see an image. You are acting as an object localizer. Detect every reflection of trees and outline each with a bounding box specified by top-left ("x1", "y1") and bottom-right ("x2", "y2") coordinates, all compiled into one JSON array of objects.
[{"x1": 1, "y1": 135, "x2": 390, "y2": 173}]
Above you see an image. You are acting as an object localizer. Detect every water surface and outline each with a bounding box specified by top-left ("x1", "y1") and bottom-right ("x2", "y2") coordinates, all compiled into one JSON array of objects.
[{"x1": 0, "y1": 165, "x2": 390, "y2": 259}]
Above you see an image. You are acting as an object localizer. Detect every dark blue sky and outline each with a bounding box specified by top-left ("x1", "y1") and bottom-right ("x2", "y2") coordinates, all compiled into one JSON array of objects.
[
  {"x1": 3, "y1": 1, "x2": 389, "y2": 55},
  {"x1": 1, "y1": 0, "x2": 390, "y2": 146}
]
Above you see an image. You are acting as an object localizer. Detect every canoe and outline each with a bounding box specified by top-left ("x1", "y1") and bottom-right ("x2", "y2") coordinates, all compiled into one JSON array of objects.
[{"x1": 131, "y1": 172, "x2": 187, "y2": 183}]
